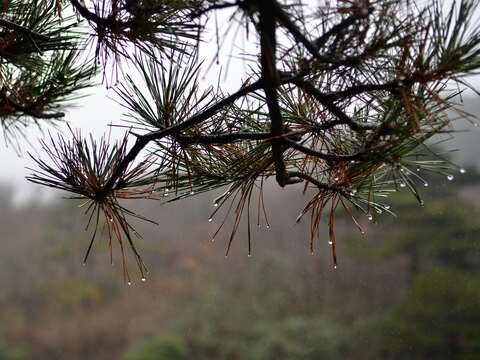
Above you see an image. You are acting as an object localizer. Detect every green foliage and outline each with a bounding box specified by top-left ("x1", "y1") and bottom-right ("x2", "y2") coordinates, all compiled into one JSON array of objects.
[
  {"x1": 122, "y1": 337, "x2": 187, "y2": 360},
  {"x1": 347, "y1": 181, "x2": 480, "y2": 270},
  {"x1": 0, "y1": 336, "x2": 27, "y2": 360},
  {"x1": 0, "y1": 0, "x2": 95, "y2": 143},
  {"x1": 125, "y1": 317, "x2": 344, "y2": 360},
  {"x1": 383, "y1": 267, "x2": 480, "y2": 360},
  {"x1": 40, "y1": 277, "x2": 102, "y2": 309},
  {"x1": 245, "y1": 317, "x2": 343, "y2": 360}
]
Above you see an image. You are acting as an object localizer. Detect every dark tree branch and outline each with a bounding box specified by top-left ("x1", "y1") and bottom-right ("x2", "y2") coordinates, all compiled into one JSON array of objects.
[
  {"x1": 289, "y1": 78, "x2": 377, "y2": 131},
  {"x1": 0, "y1": 91, "x2": 64, "y2": 119},
  {"x1": 283, "y1": 138, "x2": 367, "y2": 161},
  {"x1": 99, "y1": 77, "x2": 272, "y2": 196},
  {"x1": 191, "y1": 2, "x2": 237, "y2": 18},
  {"x1": 314, "y1": 10, "x2": 369, "y2": 49},
  {"x1": 269, "y1": 0, "x2": 322, "y2": 62},
  {"x1": 177, "y1": 131, "x2": 271, "y2": 145},
  {"x1": 324, "y1": 82, "x2": 399, "y2": 100},
  {"x1": 0, "y1": 18, "x2": 49, "y2": 41},
  {"x1": 70, "y1": 0, "x2": 111, "y2": 27},
  {"x1": 287, "y1": 171, "x2": 340, "y2": 191},
  {"x1": 258, "y1": 1, "x2": 292, "y2": 187}
]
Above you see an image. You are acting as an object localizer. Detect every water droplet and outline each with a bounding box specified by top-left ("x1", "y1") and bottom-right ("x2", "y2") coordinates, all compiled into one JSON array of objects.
[
  {"x1": 328, "y1": 240, "x2": 333, "y2": 245},
  {"x1": 424, "y1": 183, "x2": 429, "y2": 187},
  {"x1": 190, "y1": 191, "x2": 195, "y2": 195},
  {"x1": 141, "y1": 277, "x2": 146, "y2": 282},
  {"x1": 360, "y1": 230, "x2": 366, "y2": 235},
  {"x1": 399, "y1": 182, "x2": 406, "y2": 188},
  {"x1": 416, "y1": 168, "x2": 421, "y2": 172},
  {"x1": 208, "y1": 218, "x2": 213, "y2": 222},
  {"x1": 310, "y1": 251, "x2": 315, "y2": 255},
  {"x1": 248, "y1": 254, "x2": 252, "y2": 258},
  {"x1": 214, "y1": 203, "x2": 218, "y2": 207},
  {"x1": 420, "y1": 200, "x2": 425, "y2": 207},
  {"x1": 447, "y1": 175, "x2": 454, "y2": 181},
  {"x1": 367, "y1": 214, "x2": 373, "y2": 221},
  {"x1": 334, "y1": 177, "x2": 339, "y2": 181},
  {"x1": 385, "y1": 205, "x2": 391, "y2": 210},
  {"x1": 460, "y1": 168, "x2": 466, "y2": 174},
  {"x1": 127, "y1": 281, "x2": 132, "y2": 286},
  {"x1": 210, "y1": 238, "x2": 215, "y2": 242},
  {"x1": 266, "y1": 225, "x2": 270, "y2": 229},
  {"x1": 400, "y1": 168, "x2": 405, "y2": 172},
  {"x1": 333, "y1": 264, "x2": 337, "y2": 269}
]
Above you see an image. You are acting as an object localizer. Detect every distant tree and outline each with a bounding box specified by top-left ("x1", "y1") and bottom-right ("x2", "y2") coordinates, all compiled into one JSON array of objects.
[
  {"x1": 382, "y1": 267, "x2": 480, "y2": 360},
  {"x1": 347, "y1": 185, "x2": 480, "y2": 282},
  {"x1": 123, "y1": 337, "x2": 187, "y2": 360},
  {"x1": 6, "y1": 0, "x2": 479, "y2": 280},
  {"x1": 0, "y1": 333, "x2": 27, "y2": 360}
]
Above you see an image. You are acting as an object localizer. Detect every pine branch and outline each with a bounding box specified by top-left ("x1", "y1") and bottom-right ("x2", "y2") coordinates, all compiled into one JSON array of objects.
[
  {"x1": 0, "y1": 90, "x2": 65, "y2": 119},
  {"x1": 0, "y1": 17, "x2": 49, "y2": 41}
]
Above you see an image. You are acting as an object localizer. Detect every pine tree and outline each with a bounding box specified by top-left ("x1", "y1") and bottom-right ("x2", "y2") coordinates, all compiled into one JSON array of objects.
[{"x1": 7, "y1": 0, "x2": 480, "y2": 281}]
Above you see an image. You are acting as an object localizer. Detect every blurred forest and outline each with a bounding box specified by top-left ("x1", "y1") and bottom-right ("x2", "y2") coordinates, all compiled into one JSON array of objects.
[{"x1": 0, "y1": 159, "x2": 479, "y2": 359}]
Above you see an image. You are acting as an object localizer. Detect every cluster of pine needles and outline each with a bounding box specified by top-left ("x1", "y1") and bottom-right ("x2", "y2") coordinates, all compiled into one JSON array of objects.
[{"x1": 27, "y1": 127, "x2": 158, "y2": 284}]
